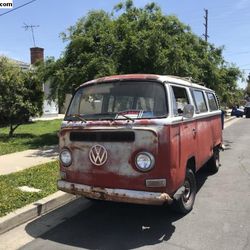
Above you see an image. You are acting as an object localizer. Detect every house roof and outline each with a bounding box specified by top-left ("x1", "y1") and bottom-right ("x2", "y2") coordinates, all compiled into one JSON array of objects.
[
  {"x1": 0, "y1": 55, "x2": 30, "y2": 70},
  {"x1": 10, "y1": 59, "x2": 30, "y2": 70}
]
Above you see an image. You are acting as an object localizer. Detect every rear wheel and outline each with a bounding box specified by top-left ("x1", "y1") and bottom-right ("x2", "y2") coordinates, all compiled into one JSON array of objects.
[
  {"x1": 171, "y1": 168, "x2": 197, "y2": 214},
  {"x1": 207, "y1": 148, "x2": 220, "y2": 173}
]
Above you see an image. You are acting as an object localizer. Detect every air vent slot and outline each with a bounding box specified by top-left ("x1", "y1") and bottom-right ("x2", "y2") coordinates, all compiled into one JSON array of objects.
[{"x1": 70, "y1": 131, "x2": 135, "y2": 142}]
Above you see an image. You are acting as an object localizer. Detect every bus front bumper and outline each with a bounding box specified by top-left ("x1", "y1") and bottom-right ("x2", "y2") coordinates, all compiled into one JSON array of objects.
[{"x1": 57, "y1": 180, "x2": 173, "y2": 205}]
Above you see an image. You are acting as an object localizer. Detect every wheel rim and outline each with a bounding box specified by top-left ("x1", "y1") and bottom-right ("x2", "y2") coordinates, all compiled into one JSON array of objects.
[
  {"x1": 215, "y1": 158, "x2": 219, "y2": 167},
  {"x1": 215, "y1": 151, "x2": 220, "y2": 168},
  {"x1": 182, "y1": 180, "x2": 191, "y2": 203}
]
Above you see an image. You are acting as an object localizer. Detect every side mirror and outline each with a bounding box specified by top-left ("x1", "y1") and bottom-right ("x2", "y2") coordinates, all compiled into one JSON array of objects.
[{"x1": 183, "y1": 104, "x2": 194, "y2": 119}]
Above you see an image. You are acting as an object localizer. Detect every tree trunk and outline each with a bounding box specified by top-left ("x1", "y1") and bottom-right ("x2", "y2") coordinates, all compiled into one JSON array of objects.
[{"x1": 8, "y1": 123, "x2": 20, "y2": 137}]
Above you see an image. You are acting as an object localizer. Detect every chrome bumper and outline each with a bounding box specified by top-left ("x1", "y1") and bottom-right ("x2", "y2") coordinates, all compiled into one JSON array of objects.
[{"x1": 57, "y1": 180, "x2": 173, "y2": 205}]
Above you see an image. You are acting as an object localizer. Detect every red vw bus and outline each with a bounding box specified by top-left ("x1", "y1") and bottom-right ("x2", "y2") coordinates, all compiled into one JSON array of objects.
[{"x1": 57, "y1": 74, "x2": 222, "y2": 213}]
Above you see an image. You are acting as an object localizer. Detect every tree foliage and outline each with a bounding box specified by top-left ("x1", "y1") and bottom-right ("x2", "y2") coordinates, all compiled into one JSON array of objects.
[
  {"x1": 0, "y1": 57, "x2": 44, "y2": 137},
  {"x1": 245, "y1": 74, "x2": 250, "y2": 101},
  {"x1": 39, "y1": 0, "x2": 242, "y2": 107}
]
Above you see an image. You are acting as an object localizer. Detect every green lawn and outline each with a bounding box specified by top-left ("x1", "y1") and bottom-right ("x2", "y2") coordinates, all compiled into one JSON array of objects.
[
  {"x1": 0, "y1": 119, "x2": 62, "y2": 155},
  {"x1": 0, "y1": 161, "x2": 59, "y2": 217}
]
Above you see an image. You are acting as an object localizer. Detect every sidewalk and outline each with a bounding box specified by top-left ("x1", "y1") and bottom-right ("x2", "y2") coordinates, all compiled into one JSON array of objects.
[
  {"x1": 0, "y1": 146, "x2": 58, "y2": 175},
  {"x1": 30, "y1": 114, "x2": 64, "y2": 122}
]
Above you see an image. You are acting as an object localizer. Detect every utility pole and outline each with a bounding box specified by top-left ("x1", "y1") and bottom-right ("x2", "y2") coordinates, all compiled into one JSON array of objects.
[
  {"x1": 22, "y1": 23, "x2": 39, "y2": 47},
  {"x1": 203, "y1": 9, "x2": 209, "y2": 42}
]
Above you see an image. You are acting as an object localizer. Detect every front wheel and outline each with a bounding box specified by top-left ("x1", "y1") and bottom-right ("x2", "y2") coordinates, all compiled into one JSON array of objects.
[{"x1": 171, "y1": 169, "x2": 197, "y2": 214}]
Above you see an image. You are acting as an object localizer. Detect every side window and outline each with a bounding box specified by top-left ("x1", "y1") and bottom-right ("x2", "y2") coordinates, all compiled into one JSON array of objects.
[
  {"x1": 206, "y1": 92, "x2": 218, "y2": 111},
  {"x1": 192, "y1": 90, "x2": 208, "y2": 113},
  {"x1": 171, "y1": 86, "x2": 189, "y2": 116}
]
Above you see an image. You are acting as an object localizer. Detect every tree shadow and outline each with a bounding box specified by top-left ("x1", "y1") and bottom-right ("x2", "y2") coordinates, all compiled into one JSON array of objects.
[
  {"x1": 0, "y1": 133, "x2": 36, "y2": 140},
  {"x1": 0, "y1": 132, "x2": 58, "y2": 149},
  {"x1": 23, "y1": 133, "x2": 59, "y2": 149},
  {"x1": 26, "y1": 145, "x2": 59, "y2": 158}
]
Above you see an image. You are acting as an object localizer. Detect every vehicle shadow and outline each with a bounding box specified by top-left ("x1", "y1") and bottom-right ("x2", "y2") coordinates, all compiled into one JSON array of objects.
[
  {"x1": 24, "y1": 167, "x2": 212, "y2": 250},
  {"x1": 223, "y1": 139, "x2": 233, "y2": 151},
  {"x1": 195, "y1": 165, "x2": 215, "y2": 193},
  {"x1": 25, "y1": 200, "x2": 182, "y2": 249}
]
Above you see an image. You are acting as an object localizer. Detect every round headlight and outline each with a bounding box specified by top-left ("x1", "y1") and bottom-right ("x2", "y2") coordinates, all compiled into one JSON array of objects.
[
  {"x1": 135, "y1": 152, "x2": 155, "y2": 172},
  {"x1": 60, "y1": 149, "x2": 72, "y2": 167}
]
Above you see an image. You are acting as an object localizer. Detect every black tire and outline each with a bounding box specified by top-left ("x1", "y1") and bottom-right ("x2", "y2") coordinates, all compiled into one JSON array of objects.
[
  {"x1": 171, "y1": 169, "x2": 197, "y2": 214},
  {"x1": 207, "y1": 148, "x2": 220, "y2": 173}
]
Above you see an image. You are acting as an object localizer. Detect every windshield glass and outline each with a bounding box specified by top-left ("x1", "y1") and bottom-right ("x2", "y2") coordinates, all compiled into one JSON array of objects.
[{"x1": 66, "y1": 81, "x2": 168, "y2": 121}]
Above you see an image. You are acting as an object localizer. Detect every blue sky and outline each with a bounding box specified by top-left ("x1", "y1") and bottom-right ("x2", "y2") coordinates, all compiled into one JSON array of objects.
[{"x1": 0, "y1": 0, "x2": 250, "y2": 88}]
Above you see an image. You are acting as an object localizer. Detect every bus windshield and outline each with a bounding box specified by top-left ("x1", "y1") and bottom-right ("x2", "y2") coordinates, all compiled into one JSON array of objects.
[{"x1": 66, "y1": 81, "x2": 168, "y2": 121}]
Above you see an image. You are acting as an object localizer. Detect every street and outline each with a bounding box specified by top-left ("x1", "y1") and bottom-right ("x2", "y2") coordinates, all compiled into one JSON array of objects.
[{"x1": 2, "y1": 118, "x2": 250, "y2": 250}]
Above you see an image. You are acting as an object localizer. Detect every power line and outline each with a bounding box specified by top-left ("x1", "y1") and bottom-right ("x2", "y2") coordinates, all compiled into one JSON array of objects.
[{"x1": 0, "y1": 0, "x2": 38, "y2": 17}]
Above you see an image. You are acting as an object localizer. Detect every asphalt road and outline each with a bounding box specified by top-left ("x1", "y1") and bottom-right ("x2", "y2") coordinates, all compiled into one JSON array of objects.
[{"x1": 16, "y1": 118, "x2": 250, "y2": 249}]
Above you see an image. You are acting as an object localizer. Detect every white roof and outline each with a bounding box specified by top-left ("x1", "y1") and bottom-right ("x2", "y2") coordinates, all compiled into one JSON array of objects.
[{"x1": 159, "y1": 75, "x2": 213, "y2": 91}]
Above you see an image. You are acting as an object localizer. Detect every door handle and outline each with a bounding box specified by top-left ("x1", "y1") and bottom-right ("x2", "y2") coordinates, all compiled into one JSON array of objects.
[{"x1": 192, "y1": 128, "x2": 196, "y2": 136}]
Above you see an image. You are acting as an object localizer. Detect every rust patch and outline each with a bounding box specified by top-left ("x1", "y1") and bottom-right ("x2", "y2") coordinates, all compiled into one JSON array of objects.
[{"x1": 57, "y1": 180, "x2": 173, "y2": 205}]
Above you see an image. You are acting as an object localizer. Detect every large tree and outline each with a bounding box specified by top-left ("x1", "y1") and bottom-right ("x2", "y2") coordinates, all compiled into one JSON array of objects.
[
  {"x1": 39, "y1": 0, "x2": 242, "y2": 107},
  {"x1": 0, "y1": 57, "x2": 44, "y2": 137},
  {"x1": 245, "y1": 74, "x2": 250, "y2": 101}
]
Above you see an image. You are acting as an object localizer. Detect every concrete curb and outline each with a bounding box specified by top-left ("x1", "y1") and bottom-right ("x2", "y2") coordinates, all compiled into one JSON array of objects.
[
  {"x1": 224, "y1": 116, "x2": 236, "y2": 123},
  {"x1": 0, "y1": 191, "x2": 78, "y2": 235}
]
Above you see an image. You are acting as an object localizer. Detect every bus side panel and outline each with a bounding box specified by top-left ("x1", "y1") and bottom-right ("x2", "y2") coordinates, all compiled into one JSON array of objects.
[
  {"x1": 169, "y1": 120, "x2": 197, "y2": 194},
  {"x1": 195, "y1": 114, "x2": 222, "y2": 170},
  {"x1": 195, "y1": 117, "x2": 213, "y2": 169},
  {"x1": 210, "y1": 114, "x2": 223, "y2": 147},
  {"x1": 168, "y1": 124, "x2": 181, "y2": 194}
]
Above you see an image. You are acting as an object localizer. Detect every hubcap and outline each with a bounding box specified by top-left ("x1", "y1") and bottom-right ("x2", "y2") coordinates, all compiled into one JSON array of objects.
[
  {"x1": 182, "y1": 180, "x2": 191, "y2": 203},
  {"x1": 215, "y1": 152, "x2": 220, "y2": 167}
]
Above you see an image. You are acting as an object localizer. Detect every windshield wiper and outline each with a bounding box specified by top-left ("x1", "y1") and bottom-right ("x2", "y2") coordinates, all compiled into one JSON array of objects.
[
  {"x1": 65, "y1": 114, "x2": 87, "y2": 123},
  {"x1": 115, "y1": 110, "x2": 142, "y2": 121},
  {"x1": 116, "y1": 113, "x2": 134, "y2": 121}
]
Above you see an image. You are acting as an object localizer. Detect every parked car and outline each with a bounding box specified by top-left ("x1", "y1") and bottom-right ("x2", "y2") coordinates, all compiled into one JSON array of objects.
[
  {"x1": 244, "y1": 102, "x2": 250, "y2": 118},
  {"x1": 231, "y1": 106, "x2": 244, "y2": 117}
]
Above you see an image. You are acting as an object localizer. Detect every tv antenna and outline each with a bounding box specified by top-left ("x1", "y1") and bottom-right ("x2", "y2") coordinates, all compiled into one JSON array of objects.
[{"x1": 22, "y1": 23, "x2": 39, "y2": 47}]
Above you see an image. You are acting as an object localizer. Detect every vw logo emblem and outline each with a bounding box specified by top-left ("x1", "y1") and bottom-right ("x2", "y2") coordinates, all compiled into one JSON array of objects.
[{"x1": 89, "y1": 144, "x2": 108, "y2": 166}]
